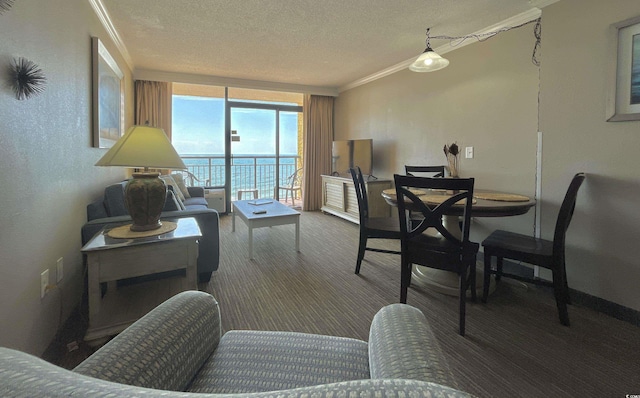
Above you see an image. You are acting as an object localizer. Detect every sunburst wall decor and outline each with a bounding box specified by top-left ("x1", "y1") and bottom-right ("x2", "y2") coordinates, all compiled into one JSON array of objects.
[
  {"x1": 9, "y1": 57, "x2": 47, "y2": 100},
  {"x1": 0, "y1": 0, "x2": 15, "y2": 15}
]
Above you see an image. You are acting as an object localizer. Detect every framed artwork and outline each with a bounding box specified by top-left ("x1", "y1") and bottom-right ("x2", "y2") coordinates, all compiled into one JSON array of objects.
[
  {"x1": 607, "y1": 16, "x2": 640, "y2": 122},
  {"x1": 92, "y1": 37, "x2": 124, "y2": 147}
]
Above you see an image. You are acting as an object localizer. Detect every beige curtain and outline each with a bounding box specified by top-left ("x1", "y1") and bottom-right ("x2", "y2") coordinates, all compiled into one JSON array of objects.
[
  {"x1": 135, "y1": 80, "x2": 172, "y2": 139},
  {"x1": 302, "y1": 94, "x2": 334, "y2": 211}
]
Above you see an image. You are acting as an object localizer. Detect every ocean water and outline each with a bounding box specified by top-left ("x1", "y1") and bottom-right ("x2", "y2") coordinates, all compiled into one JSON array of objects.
[{"x1": 182, "y1": 155, "x2": 298, "y2": 198}]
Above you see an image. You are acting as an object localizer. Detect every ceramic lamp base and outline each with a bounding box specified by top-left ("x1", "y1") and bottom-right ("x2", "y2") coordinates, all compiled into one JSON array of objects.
[{"x1": 124, "y1": 172, "x2": 167, "y2": 231}]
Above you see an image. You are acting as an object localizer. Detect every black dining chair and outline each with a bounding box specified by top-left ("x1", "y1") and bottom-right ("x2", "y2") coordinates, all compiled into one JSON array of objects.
[
  {"x1": 481, "y1": 172, "x2": 586, "y2": 326},
  {"x1": 404, "y1": 166, "x2": 446, "y2": 221},
  {"x1": 394, "y1": 174, "x2": 479, "y2": 336},
  {"x1": 349, "y1": 167, "x2": 401, "y2": 275},
  {"x1": 405, "y1": 165, "x2": 446, "y2": 178}
]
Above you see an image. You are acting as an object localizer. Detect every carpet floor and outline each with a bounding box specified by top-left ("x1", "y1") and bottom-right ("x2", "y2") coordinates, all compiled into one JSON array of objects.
[
  {"x1": 208, "y1": 210, "x2": 640, "y2": 398},
  {"x1": 50, "y1": 210, "x2": 640, "y2": 397}
]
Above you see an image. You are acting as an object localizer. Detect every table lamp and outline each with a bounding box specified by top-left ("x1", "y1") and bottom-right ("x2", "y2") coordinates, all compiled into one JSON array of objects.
[{"x1": 95, "y1": 125, "x2": 187, "y2": 232}]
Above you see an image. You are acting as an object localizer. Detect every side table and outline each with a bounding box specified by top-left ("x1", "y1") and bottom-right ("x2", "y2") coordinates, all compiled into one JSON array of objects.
[{"x1": 81, "y1": 217, "x2": 201, "y2": 345}]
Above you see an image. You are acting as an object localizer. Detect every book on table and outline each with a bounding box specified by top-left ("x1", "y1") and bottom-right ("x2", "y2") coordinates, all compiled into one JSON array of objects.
[{"x1": 248, "y1": 199, "x2": 273, "y2": 205}]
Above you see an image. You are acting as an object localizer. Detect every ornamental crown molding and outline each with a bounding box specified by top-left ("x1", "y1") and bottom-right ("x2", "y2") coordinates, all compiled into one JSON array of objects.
[{"x1": 88, "y1": 0, "x2": 133, "y2": 71}]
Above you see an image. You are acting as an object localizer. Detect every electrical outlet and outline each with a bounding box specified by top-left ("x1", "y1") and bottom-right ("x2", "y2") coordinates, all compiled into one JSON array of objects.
[
  {"x1": 40, "y1": 269, "x2": 49, "y2": 299},
  {"x1": 56, "y1": 257, "x2": 64, "y2": 282}
]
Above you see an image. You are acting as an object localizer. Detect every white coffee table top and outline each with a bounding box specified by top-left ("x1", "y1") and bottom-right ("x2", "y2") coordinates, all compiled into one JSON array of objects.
[
  {"x1": 232, "y1": 199, "x2": 301, "y2": 259},
  {"x1": 233, "y1": 199, "x2": 300, "y2": 220}
]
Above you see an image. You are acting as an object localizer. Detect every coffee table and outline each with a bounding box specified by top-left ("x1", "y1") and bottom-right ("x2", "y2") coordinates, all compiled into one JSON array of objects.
[{"x1": 232, "y1": 199, "x2": 300, "y2": 259}]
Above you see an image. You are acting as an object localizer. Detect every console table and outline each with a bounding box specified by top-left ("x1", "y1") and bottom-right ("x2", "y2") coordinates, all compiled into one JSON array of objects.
[
  {"x1": 321, "y1": 174, "x2": 392, "y2": 224},
  {"x1": 81, "y1": 217, "x2": 201, "y2": 345}
]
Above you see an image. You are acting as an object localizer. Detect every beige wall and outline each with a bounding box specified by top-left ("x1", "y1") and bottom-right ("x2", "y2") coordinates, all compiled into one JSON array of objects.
[
  {"x1": 336, "y1": 0, "x2": 640, "y2": 313},
  {"x1": 0, "y1": 0, "x2": 133, "y2": 354},
  {"x1": 539, "y1": 0, "x2": 640, "y2": 311},
  {"x1": 336, "y1": 24, "x2": 540, "y2": 249}
]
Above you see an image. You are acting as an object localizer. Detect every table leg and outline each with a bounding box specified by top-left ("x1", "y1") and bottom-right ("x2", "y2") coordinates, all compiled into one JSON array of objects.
[
  {"x1": 249, "y1": 224, "x2": 254, "y2": 260},
  {"x1": 411, "y1": 215, "x2": 495, "y2": 297},
  {"x1": 87, "y1": 255, "x2": 101, "y2": 320},
  {"x1": 295, "y1": 217, "x2": 300, "y2": 252},
  {"x1": 232, "y1": 204, "x2": 236, "y2": 232},
  {"x1": 186, "y1": 240, "x2": 198, "y2": 289}
]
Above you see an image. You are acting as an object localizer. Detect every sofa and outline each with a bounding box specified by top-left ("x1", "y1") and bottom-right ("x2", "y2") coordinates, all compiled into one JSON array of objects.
[
  {"x1": 82, "y1": 178, "x2": 220, "y2": 282},
  {"x1": 0, "y1": 291, "x2": 473, "y2": 397}
]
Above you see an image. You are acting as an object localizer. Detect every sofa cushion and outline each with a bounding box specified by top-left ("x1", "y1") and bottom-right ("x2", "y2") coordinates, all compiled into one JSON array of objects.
[
  {"x1": 183, "y1": 197, "x2": 208, "y2": 209},
  {"x1": 87, "y1": 199, "x2": 108, "y2": 220},
  {"x1": 187, "y1": 330, "x2": 370, "y2": 394},
  {"x1": 104, "y1": 181, "x2": 129, "y2": 217},
  {"x1": 160, "y1": 175, "x2": 186, "y2": 202},
  {"x1": 187, "y1": 186, "x2": 205, "y2": 198},
  {"x1": 171, "y1": 173, "x2": 192, "y2": 198}
]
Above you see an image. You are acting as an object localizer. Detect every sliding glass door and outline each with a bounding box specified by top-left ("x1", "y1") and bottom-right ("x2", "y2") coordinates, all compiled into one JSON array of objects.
[
  {"x1": 229, "y1": 106, "x2": 277, "y2": 200},
  {"x1": 228, "y1": 104, "x2": 302, "y2": 203},
  {"x1": 173, "y1": 84, "x2": 303, "y2": 212}
]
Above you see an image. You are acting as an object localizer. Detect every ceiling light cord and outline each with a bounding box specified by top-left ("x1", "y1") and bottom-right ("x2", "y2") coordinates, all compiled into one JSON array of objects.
[
  {"x1": 532, "y1": 18, "x2": 542, "y2": 67},
  {"x1": 409, "y1": 18, "x2": 542, "y2": 72},
  {"x1": 430, "y1": 18, "x2": 539, "y2": 44},
  {"x1": 428, "y1": 17, "x2": 542, "y2": 67}
]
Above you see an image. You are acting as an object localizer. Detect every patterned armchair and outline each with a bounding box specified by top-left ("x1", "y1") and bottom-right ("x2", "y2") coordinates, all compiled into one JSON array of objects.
[{"x1": 0, "y1": 291, "x2": 473, "y2": 397}]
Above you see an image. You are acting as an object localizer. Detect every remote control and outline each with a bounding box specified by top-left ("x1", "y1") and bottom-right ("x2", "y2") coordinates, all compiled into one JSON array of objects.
[{"x1": 253, "y1": 210, "x2": 267, "y2": 214}]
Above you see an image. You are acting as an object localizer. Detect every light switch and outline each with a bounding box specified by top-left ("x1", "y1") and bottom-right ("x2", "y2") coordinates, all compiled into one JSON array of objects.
[{"x1": 465, "y1": 146, "x2": 474, "y2": 159}]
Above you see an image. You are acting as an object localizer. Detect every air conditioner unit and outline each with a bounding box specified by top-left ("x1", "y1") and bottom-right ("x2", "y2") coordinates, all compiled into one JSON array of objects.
[{"x1": 204, "y1": 188, "x2": 225, "y2": 213}]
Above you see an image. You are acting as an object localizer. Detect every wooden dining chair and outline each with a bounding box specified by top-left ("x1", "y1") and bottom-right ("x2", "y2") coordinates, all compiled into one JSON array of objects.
[
  {"x1": 481, "y1": 172, "x2": 586, "y2": 326},
  {"x1": 404, "y1": 166, "x2": 446, "y2": 221},
  {"x1": 394, "y1": 174, "x2": 479, "y2": 336},
  {"x1": 404, "y1": 165, "x2": 446, "y2": 178},
  {"x1": 349, "y1": 167, "x2": 401, "y2": 275}
]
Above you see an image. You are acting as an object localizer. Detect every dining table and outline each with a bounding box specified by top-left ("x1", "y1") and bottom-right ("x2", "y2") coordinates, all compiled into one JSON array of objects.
[{"x1": 381, "y1": 187, "x2": 536, "y2": 297}]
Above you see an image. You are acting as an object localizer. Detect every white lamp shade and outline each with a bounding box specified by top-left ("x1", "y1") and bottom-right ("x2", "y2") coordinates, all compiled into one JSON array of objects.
[
  {"x1": 409, "y1": 49, "x2": 450, "y2": 72},
  {"x1": 95, "y1": 125, "x2": 186, "y2": 170}
]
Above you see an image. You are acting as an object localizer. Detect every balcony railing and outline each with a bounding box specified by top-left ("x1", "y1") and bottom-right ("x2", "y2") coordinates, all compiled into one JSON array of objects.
[{"x1": 181, "y1": 155, "x2": 300, "y2": 200}]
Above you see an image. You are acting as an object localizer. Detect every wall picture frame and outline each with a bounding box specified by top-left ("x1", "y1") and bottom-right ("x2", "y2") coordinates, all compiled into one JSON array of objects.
[
  {"x1": 92, "y1": 37, "x2": 124, "y2": 147},
  {"x1": 607, "y1": 16, "x2": 640, "y2": 122}
]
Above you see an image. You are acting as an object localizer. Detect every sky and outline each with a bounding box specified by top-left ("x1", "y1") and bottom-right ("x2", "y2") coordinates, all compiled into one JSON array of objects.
[{"x1": 172, "y1": 95, "x2": 300, "y2": 155}]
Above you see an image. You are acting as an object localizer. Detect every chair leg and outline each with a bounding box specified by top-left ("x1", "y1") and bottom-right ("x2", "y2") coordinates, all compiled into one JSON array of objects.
[
  {"x1": 495, "y1": 257, "x2": 503, "y2": 282},
  {"x1": 400, "y1": 261, "x2": 411, "y2": 304},
  {"x1": 355, "y1": 233, "x2": 367, "y2": 274},
  {"x1": 562, "y1": 260, "x2": 571, "y2": 305},
  {"x1": 458, "y1": 271, "x2": 466, "y2": 336},
  {"x1": 482, "y1": 251, "x2": 491, "y2": 303},
  {"x1": 552, "y1": 268, "x2": 570, "y2": 326},
  {"x1": 469, "y1": 258, "x2": 477, "y2": 302}
]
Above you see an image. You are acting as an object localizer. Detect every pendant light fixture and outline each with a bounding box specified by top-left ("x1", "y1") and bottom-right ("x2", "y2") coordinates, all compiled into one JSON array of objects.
[
  {"x1": 409, "y1": 28, "x2": 449, "y2": 72},
  {"x1": 409, "y1": 18, "x2": 542, "y2": 73}
]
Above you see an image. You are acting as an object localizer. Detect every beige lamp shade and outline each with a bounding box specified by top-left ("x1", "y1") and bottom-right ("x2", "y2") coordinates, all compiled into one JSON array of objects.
[{"x1": 95, "y1": 125, "x2": 186, "y2": 170}]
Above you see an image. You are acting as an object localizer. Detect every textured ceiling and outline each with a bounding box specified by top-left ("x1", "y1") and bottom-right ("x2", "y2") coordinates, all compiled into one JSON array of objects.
[{"x1": 100, "y1": 0, "x2": 548, "y2": 91}]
